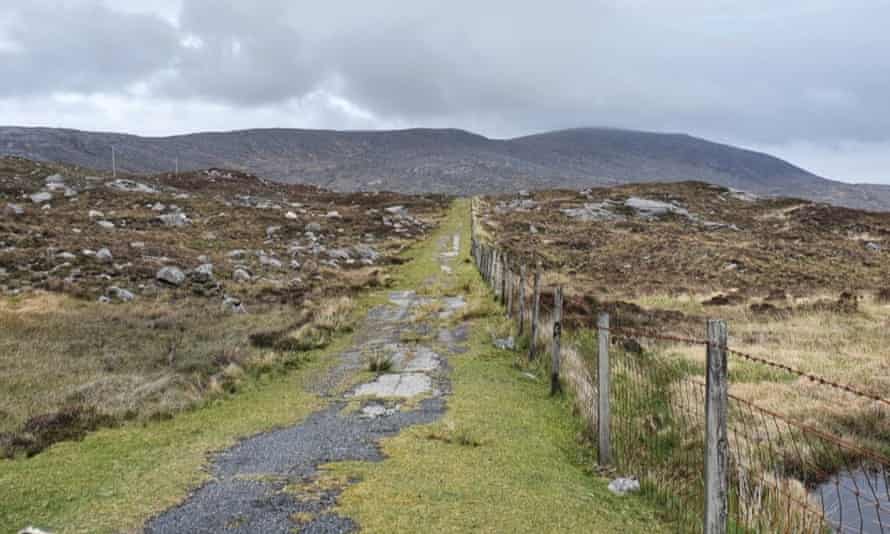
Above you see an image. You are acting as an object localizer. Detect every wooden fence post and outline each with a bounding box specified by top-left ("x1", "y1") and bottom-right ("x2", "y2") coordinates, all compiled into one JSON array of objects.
[
  {"x1": 704, "y1": 319, "x2": 729, "y2": 534},
  {"x1": 551, "y1": 286, "x2": 563, "y2": 396},
  {"x1": 518, "y1": 264, "x2": 526, "y2": 336},
  {"x1": 506, "y1": 263, "x2": 514, "y2": 318},
  {"x1": 597, "y1": 312, "x2": 611, "y2": 466},
  {"x1": 528, "y1": 262, "x2": 542, "y2": 361},
  {"x1": 500, "y1": 252, "x2": 507, "y2": 305}
]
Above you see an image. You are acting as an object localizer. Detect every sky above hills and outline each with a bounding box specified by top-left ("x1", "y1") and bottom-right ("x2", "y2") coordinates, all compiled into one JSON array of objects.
[{"x1": 1, "y1": 0, "x2": 889, "y2": 184}]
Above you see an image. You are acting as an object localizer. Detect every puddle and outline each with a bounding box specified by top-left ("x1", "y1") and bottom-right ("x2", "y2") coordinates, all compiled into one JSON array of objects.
[{"x1": 813, "y1": 467, "x2": 890, "y2": 533}]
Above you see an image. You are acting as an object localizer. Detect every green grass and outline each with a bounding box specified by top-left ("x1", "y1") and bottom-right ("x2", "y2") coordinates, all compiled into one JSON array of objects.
[{"x1": 325, "y1": 199, "x2": 667, "y2": 533}]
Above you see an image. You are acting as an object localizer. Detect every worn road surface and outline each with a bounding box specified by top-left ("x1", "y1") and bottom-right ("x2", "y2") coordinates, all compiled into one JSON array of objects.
[{"x1": 145, "y1": 231, "x2": 466, "y2": 533}]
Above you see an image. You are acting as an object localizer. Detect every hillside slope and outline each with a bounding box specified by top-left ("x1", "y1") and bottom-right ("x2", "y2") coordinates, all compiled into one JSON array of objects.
[{"x1": 3, "y1": 125, "x2": 889, "y2": 210}]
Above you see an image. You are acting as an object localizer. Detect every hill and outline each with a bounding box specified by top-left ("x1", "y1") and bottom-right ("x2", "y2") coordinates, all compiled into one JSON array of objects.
[{"x1": 3, "y1": 125, "x2": 890, "y2": 210}]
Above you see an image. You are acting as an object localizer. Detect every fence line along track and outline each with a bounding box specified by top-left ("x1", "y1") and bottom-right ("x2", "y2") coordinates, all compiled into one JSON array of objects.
[{"x1": 469, "y1": 198, "x2": 890, "y2": 533}]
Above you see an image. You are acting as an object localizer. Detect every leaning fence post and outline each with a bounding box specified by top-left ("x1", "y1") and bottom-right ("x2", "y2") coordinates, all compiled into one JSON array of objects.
[
  {"x1": 597, "y1": 312, "x2": 611, "y2": 466},
  {"x1": 704, "y1": 319, "x2": 729, "y2": 534},
  {"x1": 551, "y1": 286, "x2": 563, "y2": 396},
  {"x1": 528, "y1": 262, "x2": 542, "y2": 361},
  {"x1": 518, "y1": 264, "x2": 526, "y2": 336},
  {"x1": 500, "y1": 252, "x2": 507, "y2": 305}
]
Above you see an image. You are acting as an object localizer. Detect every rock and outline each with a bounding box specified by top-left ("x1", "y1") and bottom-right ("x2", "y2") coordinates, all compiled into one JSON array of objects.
[
  {"x1": 222, "y1": 295, "x2": 246, "y2": 313},
  {"x1": 130, "y1": 241, "x2": 145, "y2": 249},
  {"x1": 96, "y1": 248, "x2": 113, "y2": 263},
  {"x1": 493, "y1": 337, "x2": 515, "y2": 350},
  {"x1": 97, "y1": 296, "x2": 111, "y2": 304},
  {"x1": 266, "y1": 225, "x2": 282, "y2": 239},
  {"x1": 353, "y1": 244, "x2": 380, "y2": 261},
  {"x1": 97, "y1": 220, "x2": 115, "y2": 229},
  {"x1": 107, "y1": 179, "x2": 158, "y2": 194},
  {"x1": 529, "y1": 224, "x2": 538, "y2": 234},
  {"x1": 156, "y1": 266, "x2": 186, "y2": 286},
  {"x1": 30, "y1": 192, "x2": 52, "y2": 204},
  {"x1": 227, "y1": 249, "x2": 246, "y2": 259},
  {"x1": 865, "y1": 241, "x2": 882, "y2": 252},
  {"x1": 305, "y1": 222, "x2": 322, "y2": 233},
  {"x1": 259, "y1": 255, "x2": 283, "y2": 269},
  {"x1": 158, "y1": 213, "x2": 190, "y2": 227},
  {"x1": 108, "y1": 286, "x2": 135, "y2": 302},
  {"x1": 624, "y1": 197, "x2": 690, "y2": 218},
  {"x1": 45, "y1": 173, "x2": 65, "y2": 184},
  {"x1": 384, "y1": 205, "x2": 406, "y2": 215},
  {"x1": 88, "y1": 210, "x2": 104, "y2": 219},
  {"x1": 63, "y1": 187, "x2": 78, "y2": 198},
  {"x1": 151, "y1": 202, "x2": 166, "y2": 212},
  {"x1": 518, "y1": 189, "x2": 530, "y2": 197},
  {"x1": 232, "y1": 268, "x2": 252, "y2": 282},
  {"x1": 326, "y1": 210, "x2": 341, "y2": 219},
  {"x1": 560, "y1": 202, "x2": 621, "y2": 222},
  {"x1": 4, "y1": 203, "x2": 24, "y2": 216},
  {"x1": 18, "y1": 526, "x2": 52, "y2": 534},
  {"x1": 57, "y1": 252, "x2": 77, "y2": 261},
  {"x1": 328, "y1": 248, "x2": 351, "y2": 261},
  {"x1": 195, "y1": 263, "x2": 214, "y2": 277},
  {"x1": 197, "y1": 255, "x2": 210, "y2": 263},
  {"x1": 608, "y1": 477, "x2": 640, "y2": 495},
  {"x1": 285, "y1": 211, "x2": 298, "y2": 220}
]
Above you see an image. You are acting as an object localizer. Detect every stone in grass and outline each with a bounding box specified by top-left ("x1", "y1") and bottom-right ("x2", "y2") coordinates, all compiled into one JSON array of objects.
[
  {"x1": 4, "y1": 203, "x2": 25, "y2": 216},
  {"x1": 96, "y1": 248, "x2": 113, "y2": 263},
  {"x1": 30, "y1": 192, "x2": 52, "y2": 204},
  {"x1": 493, "y1": 337, "x2": 515, "y2": 350},
  {"x1": 19, "y1": 526, "x2": 52, "y2": 534},
  {"x1": 97, "y1": 220, "x2": 115, "y2": 229},
  {"x1": 156, "y1": 266, "x2": 186, "y2": 286},
  {"x1": 222, "y1": 295, "x2": 246, "y2": 313},
  {"x1": 232, "y1": 268, "x2": 251, "y2": 282},
  {"x1": 108, "y1": 286, "x2": 135, "y2": 302},
  {"x1": 195, "y1": 263, "x2": 214, "y2": 278},
  {"x1": 305, "y1": 222, "x2": 322, "y2": 233},
  {"x1": 608, "y1": 477, "x2": 640, "y2": 496}
]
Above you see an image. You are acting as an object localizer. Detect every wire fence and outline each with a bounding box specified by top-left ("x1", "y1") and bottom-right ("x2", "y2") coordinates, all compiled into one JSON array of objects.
[{"x1": 470, "y1": 201, "x2": 890, "y2": 533}]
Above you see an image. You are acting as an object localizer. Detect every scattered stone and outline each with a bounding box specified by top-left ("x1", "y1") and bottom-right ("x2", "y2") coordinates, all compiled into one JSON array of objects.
[
  {"x1": 88, "y1": 210, "x2": 104, "y2": 219},
  {"x1": 4, "y1": 203, "x2": 24, "y2": 216},
  {"x1": 865, "y1": 241, "x2": 882, "y2": 252},
  {"x1": 57, "y1": 252, "x2": 77, "y2": 261},
  {"x1": 18, "y1": 526, "x2": 52, "y2": 534},
  {"x1": 285, "y1": 211, "x2": 298, "y2": 220},
  {"x1": 353, "y1": 244, "x2": 380, "y2": 262},
  {"x1": 232, "y1": 268, "x2": 252, "y2": 282},
  {"x1": 384, "y1": 205, "x2": 406, "y2": 215},
  {"x1": 222, "y1": 295, "x2": 246, "y2": 313},
  {"x1": 560, "y1": 202, "x2": 621, "y2": 222},
  {"x1": 326, "y1": 211, "x2": 341, "y2": 219},
  {"x1": 130, "y1": 241, "x2": 145, "y2": 249},
  {"x1": 151, "y1": 202, "x2": 166, "y2": 212},
  {"x1": 195, "y1": 263, "x2": 214, "y2": 277},
  {"x1": 518, "y1": 189, "x2": 530, "y2": 197},
  {"x1": 493, "y1": 337, "x2": 515, "y2": 350},
  {"x1": 107, "y1": 179, "x2": 158, "y2": 194},
  {"x1": 266, "y1": 225, "x2": 282, "y2": 239},
  {"x1": 156, "y1": 266, "x2": 186, "y2": 286},
  {"x1": 328, "y1": 248, "x2": 351, "y2": 261},
  {"x1": 608, "y1": 477, "x2": 641, "y2": 495},
  {"x1": 108, "y1": 286, "x2": 135, "y2": 302},
  {"x1": 97, "y1": 296, "x2": 111, "y2": 304},
  {"x1": 624, "y1": 197, "x2": 691, "y2": 218},
  {"x1": 45, "y1": 173, "x2": 65, "y2": 184},
  {"x1": 259, "y1": 255, "x2": 283, "y2": 269},
  {"x1": 305, "y1": 222, "x2": 322, "y2": 233},
  {"x1": 227, "y1": 249, "x2": 246, "y2": 259},
  {"x1": 97, "y1": 220, "x2": 115, "y2": 229},
  {"x1": 158, "y1": 213, "x2": 190, "y2": 227},
  {"x1": 96, "y1": 248, "x2": 113, "y2": 263},
  {"x1": 30, "y1": 192, "x2": 52, "y2": 204}
]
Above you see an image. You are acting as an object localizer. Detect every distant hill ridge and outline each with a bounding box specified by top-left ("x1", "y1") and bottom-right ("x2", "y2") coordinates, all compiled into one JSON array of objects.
[{"x1": 2, "y1": 125, "x2": 889, "y2": 211}]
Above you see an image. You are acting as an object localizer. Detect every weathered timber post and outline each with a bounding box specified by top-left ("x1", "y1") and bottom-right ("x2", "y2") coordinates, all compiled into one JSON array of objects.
[
  {"x1": 551, "y1": 286, "x2": 563, "y2": 396},
  {"x1": 704, "y1": 319, "x2": 729, "y2": 534},
  {"x1": 518, "y1": 264, "x2": 527, "y2": 336},
  {"x1": 506, "y1": 263, "x2": 514, "y2": 318},
  {"x1": 528, "y1": 262, "x2": 542, "y2": 361},
  {"x1": 597, "y1": 312, "x2": 611, "y2": 466},
  {"x1": 499, "y1": 252, "x2": 507, "y2": 304}
]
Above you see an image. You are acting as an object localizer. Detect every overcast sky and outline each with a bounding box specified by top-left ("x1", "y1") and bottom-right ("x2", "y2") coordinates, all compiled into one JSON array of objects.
[{"x1": 1, "y1": 0, "x2": 889, "y2": 184}]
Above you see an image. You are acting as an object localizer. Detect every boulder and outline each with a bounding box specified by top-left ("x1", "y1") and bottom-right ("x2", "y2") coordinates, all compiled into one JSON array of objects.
[
  {"x1": 353, "y1": 244, "x2": 380, "y2": 262},
  {"x1": 259, "y1": 255, "x2": 283, "y2": 269},
  {"x1": 96, "y1": 248, "x2": 113, "y2": 263},
  {"x1": 222, "y1": 295, "x2": 246, "y2": 313},
  {"x1": 195, "y1": 263, "x2": 214, "y2": 277},
  {"x1": 108, "y1": 286, "x2": 135, "y2": 302},
  {"x1": 624, "y1": 197, "x2": 690, "y2": 218},
  {"x1": 158, "y1": 213, "x2": 190, "y2": 227},
  {"x1": 97, "y1": 220, "x2": 115, "y2": 229},
  {"x1": 30, "y1": 192, "x2": 52, "y2": 204},
  {"x1": 328, "y1": 248, "x2": 351, "y2": 261},
  {"x1": 232, "y1": 268, "x2": 252, "y2": 282},
  {"x1": 88, "y1": 210, "x2": 104, "y2": 219},
  {"x1": 285, "y1": 211, "x2": 298, "y2": 220},
  {"x1": 608, "y1": 478, "x2": 641, "y2": 496},
  {"x1": 156, "y1": 266, "x2": 186, "y2": 286},
  {"x1": 326, "y1": 211, "x2": 342, "y2": 219}
]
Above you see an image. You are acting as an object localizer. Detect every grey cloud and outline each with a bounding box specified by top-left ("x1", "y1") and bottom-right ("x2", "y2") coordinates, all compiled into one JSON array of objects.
[{"x1": 0, "y1": 1, "x2": 178, "y2": 96}]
